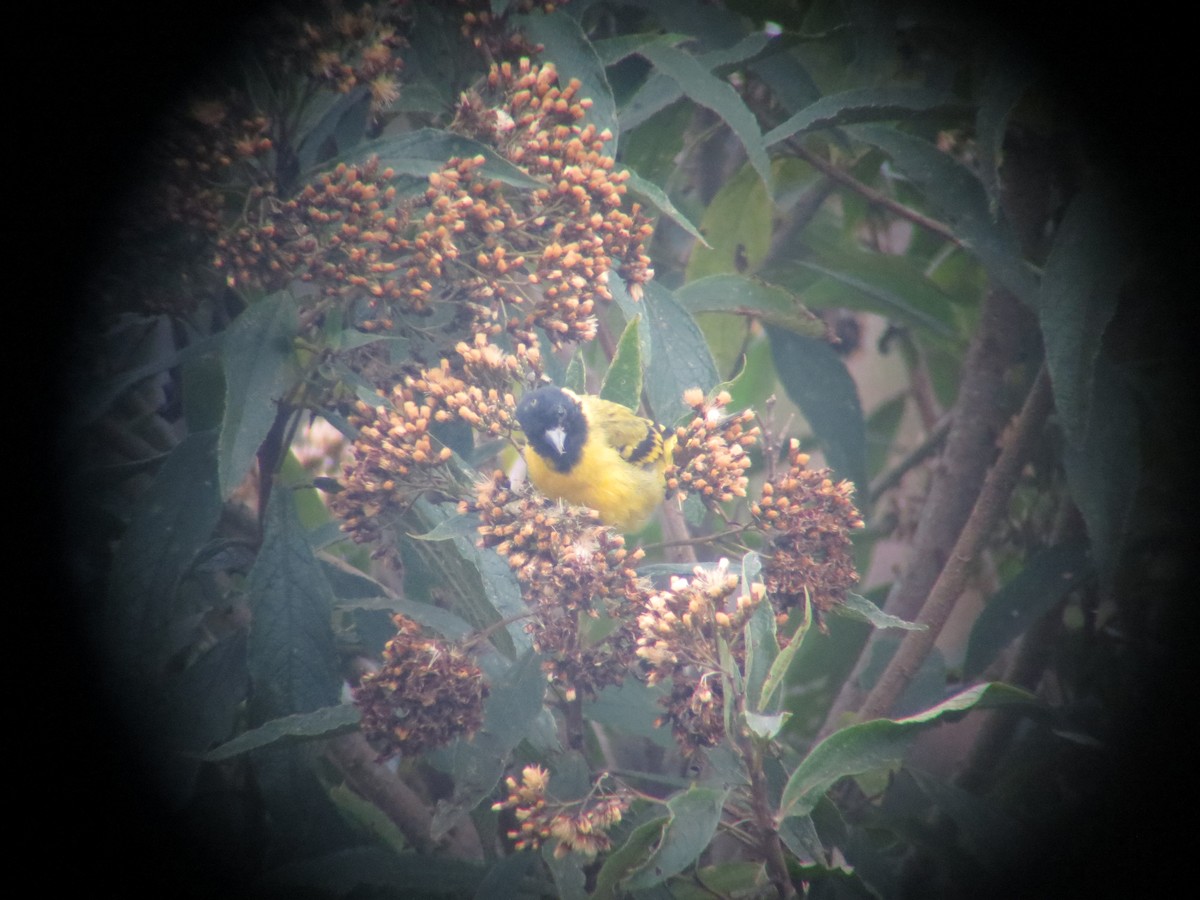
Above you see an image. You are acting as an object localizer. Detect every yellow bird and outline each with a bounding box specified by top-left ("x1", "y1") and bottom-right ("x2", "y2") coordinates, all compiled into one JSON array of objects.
[{"x1": 515, "y1": 385, "x2": 675, "y2": 533}]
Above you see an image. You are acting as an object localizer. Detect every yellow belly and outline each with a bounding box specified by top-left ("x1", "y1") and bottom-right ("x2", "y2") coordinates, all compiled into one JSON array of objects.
[{"x1": 524, "y1": 439, "x2": 666, "y2": 533}]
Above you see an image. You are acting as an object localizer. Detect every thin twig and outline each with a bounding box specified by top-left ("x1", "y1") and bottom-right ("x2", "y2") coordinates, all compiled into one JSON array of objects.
[
  {"x1": 867, "y1": 414, "x2": 951, "y2": 502},
  {"x1": 788, "y1": 142, "x2": 963, "y2": 246}
]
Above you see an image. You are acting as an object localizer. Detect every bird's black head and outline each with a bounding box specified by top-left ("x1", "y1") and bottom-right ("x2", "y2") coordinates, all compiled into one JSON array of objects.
[{"x1": 515, "y1": 386, "x2": 587, "y2": 473}]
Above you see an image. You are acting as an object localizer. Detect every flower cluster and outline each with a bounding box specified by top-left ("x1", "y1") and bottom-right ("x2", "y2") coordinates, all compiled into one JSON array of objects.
[
  {"x1": 635, "y1": 560, "x2": 767, "y2": 755},
  {"x1": 293, "y1": 3, "x2": 406, "y2": 119},
  {"x1": 216, "y1": 54, "x2": 654, "y2": 362},
  {"x1": 751, "y1": 440, "x2": 863, "y2": 621},
  {"x1": 492, "y1": 765, "x2": 627, "y2": 859},
  {"x1": 353, "y1": 614, "x2": 487, "y2": 761},
  {"x1": 466, "y1": 472, "x2": 646, "y2": 700},
  {"x1": 330, "y1": 336, "x2": 536, "y2": 544},
  {"x1": 666, "y1": 389, "x2": 759, "y2": 511}
]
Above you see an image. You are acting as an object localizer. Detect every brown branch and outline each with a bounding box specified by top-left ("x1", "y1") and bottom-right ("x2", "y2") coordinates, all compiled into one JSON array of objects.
[
  {"x1": 817, "y1": 287, "x2": 1031, "y2": 738},
  {"x1": 787, "y1": 142, "x2": 963, "y2": 246},
  {"x1": 856, "y1": 364, "x2": 1053, "y2": 721},
  {"x1": 325, "y1": 732, "x2": 483, "y2": 860}
]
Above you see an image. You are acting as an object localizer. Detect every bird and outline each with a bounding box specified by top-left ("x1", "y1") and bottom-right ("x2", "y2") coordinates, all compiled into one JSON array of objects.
[{"x1": 515, "y1": 385, "x2": 675, "y2": 533}]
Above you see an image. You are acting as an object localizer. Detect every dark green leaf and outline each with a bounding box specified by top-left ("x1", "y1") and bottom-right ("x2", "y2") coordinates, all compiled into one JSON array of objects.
[
  {"x1": 408, "y1": 500, "x2": 530, "y2": 656},
  {"x1": 976, "y1": 57, "x2": 1033, "y2": 213},
  {"x1": 757, "y1": 590, "x2": 811, "y2": 714},
  {"x1": 107, "y1": 430, "x2": 222, "y2": 667},
  {"x1": 642, "y1": 282, "x2": 719, "y2": 424},
  {"x1": 847, "y1": 124, "x2": 1039, "y2": 306},
  {"x1": 431, "y1": 651, "x2": 546, "y2": 839},
  {"x1": 593, "y1": 816, "x2": 670, "y2": 900},
  {"x1": 246, "y1": 486, "x2": 342, "y2": 721},
  {"x1": 1038, "y1": 186, "x2": 1128, "y2": 444},
  {"x1": 685, "y1": 162, "x2": 773, "y2": 281},
  {"x1": 779, "y1": 683, "x2": 1036, "y2": 819},
  {"x1": 1061, "y1": 356, "x2": 1139, "y2": 587},
  {"x1": 204, "y1": 703, "x2": 361, "y2": 761},
  {"x1": 776, "y1": 250, "x2": 960, "y2": 340},
  {"x1": 624, "y1": 786, "x2": 730, "y2": 889},
  {"x1": 637, "y1": 39, "x2": 771, "y2": 188},
  {"x1": 296, "y1": 84, "x2": 370, "y2": 173},
  {"x1": 585, "y1": 677, "x2": 673, "y2": 746},
  {"x1": 764, "y1": 87, "x2": 960, "y2": 146},
  {"x1": 766, "y1": 325, "x2": 868, "y2": 494},
  {"x1": 669, "y1": 864, "x2": 770, "y2": 899},
  {"x1": 777, "y1": 814, "x2": 826, "y2": 866},
  {"x1": 600, "y1": 314, "x2": 643, "y2": 410},
  {"x1": 219, "y1": 291, "x2": 299, "y2": 498},
  {"x1": 355, "y1": 128, "x2": 546, "y2": 190},
  {"x1": 676, "y1": 273, "x2": 825, "y2": 336},
  {"x1": 963, "y1": 543, "x2": 1089, "y2": 679},
  {"x1": 621, "y1": 166, "x2": 709, "y2": 246}
]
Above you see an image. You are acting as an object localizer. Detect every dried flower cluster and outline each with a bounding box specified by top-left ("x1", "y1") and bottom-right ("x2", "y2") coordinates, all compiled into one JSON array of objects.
[
  {"x1": 353, "y1": 614, "x2": 487, "y2": 760},
  {"x1": 215, "y1": 54, "x2": 653, "y2": 362},
  {"x1": 292, "y1": 3, "x2": 406, "y2": 118},
  {"x1": 751, "y1": 440, "x2": 863, "y2": 621},
  {"x1": 466, "y1": 472, "x2": 646, "y2": 700},
  {"x1": 666, "y1": 389, "x2": 760, "y2": 511},
  {"x1": 492, "y1": 765, "x2": 627, "y2": 858},
  {"x1": 331, "y1": 336, "x2": 537, "y2": 543},
  {"x1": 636, "y1": 560, "x2": 767, "y2": 755}
]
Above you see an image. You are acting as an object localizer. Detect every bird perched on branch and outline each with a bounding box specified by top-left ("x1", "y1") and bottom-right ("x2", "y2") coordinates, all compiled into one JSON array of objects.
[{"x1": 515, "y1": 385, "x2": 675, "y2": 533}]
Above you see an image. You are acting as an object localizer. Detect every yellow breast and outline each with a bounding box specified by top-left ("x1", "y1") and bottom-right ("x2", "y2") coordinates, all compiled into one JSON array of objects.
[{"x1": 523, "y1": 437, "x2": 668, "y2": 533}]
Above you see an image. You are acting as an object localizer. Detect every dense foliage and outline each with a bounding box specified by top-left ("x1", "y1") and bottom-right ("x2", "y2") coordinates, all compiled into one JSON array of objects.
[{"x1": 59, "y1": 1, "x2": 1191, "y2": 897}]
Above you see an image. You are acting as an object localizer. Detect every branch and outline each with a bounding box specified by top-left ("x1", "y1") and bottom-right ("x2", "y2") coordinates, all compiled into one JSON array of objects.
[
  {"x1": 326, "y1": 732, "x2": 483, "y2": 860},
  {"x1": 857, "y1": 365, "x2": 1053, "y2": 721},
  {"x1": 787, "y1": 142, "x2": 963, "y2": 246},
  {"x1": 817, "y1": 287, "x2": 1032, "y2": 738}
]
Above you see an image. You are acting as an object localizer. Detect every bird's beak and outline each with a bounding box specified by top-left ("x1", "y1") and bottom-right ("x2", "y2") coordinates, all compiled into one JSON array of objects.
[{"x1": 545, "y1": 425, "x2": 567, "y2": 455}]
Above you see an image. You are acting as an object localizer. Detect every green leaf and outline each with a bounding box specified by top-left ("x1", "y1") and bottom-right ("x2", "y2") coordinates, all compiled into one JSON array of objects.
[
  {"x1": 1038, "y1": 186, "x2": 1128, "y2": 445},
  {"x1": 563, "y1": 349, "x2": 586, "y2": 394},
  {"x1": 774, "y1": 249, "x2": 960, "y2": 340},
  {"x1": 739, "y1": 554, "x2": 777, "y2": 715},
  {"x1": 1060, "y1": 356, "x2": 1139, "y2": 588},
  {"x1": 642, "y1": 282, "x2": 719, "y2": 425},
  {"x1": 431, "y1": 650, "x2": 547, "y2": 839},
  {"x1": 107, "y1": 430, "x2": 222, "y2": 667},
  {"x1": 624, "y1": 786, "x2": 730, "y2": 889},
  {"x1": 353, "y1": 128, "x2": 546, "y2": 191},
  {"x1": 757, "y1": 590, "x2": 812, "y2": 714},
  {"x1": 976, "y1": 56, "x2": 1033, "y2": 213},
  {"x1": 763, "y1": 87, "x2": 960, "y2": 146},
  {"x1": 847, "y1": 124, "x2": 1040, "y2": 307},
  {"x1": 204, "y1": 704, "x2": 361, "y2": 761},
  {"x1": 676, "y1": 273, "x2": 825, "y2": 337},
  {"x1": 585, "y1": 677, "x2": 673, "y2": 746},
  {"x1": 766, "y1": 325, "x2": 867, "y2": 494},
  {"x1": 833, "y1": 593, "x2": 926, "y2": 631},
  {"x1": 246, "y1": 486, "x2": 342, "y2": 721},
  {"x1": 296, "y1": 84, "x2": 371, "y2": 172},
  {"x1": 219, "y1": 292, "x2": 299, "y2": 498},
  {"x1": 592, "y1": 816, "x2": 669, "y2": 900},
  {"x1": 408, "y1": 500, "x2": 530, "y2": 656},
  {"x1": 516, "y1": 13, "x2": 617, "y2": 147},
  {"x1": 599, "y1": 315, "x2": 643, "y2": 410},
  {"x1": 685, "y1": 162, "x2": 774, "y2": 281},
  {"x1": 777, "y1": 814, "x2": 826, "y2": 866},
  {"x1": 637, "y1": 39, "x2": 771, "y2": 188},
  {"x1": 963, "y1": 543, "x2": 1089, "y2": 679},
  {"x1": 621, "y1": 166, "x2": 710, "y2": 247},
  {"x1": 778, "y1": 682, "x2": 1036, "y2": 819}
]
